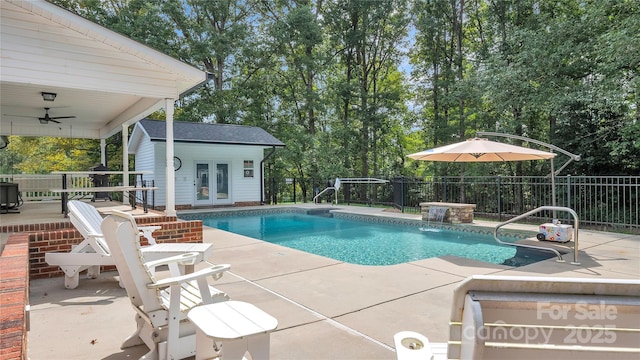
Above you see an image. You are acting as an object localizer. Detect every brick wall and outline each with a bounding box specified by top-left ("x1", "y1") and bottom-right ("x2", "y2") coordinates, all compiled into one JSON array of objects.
[
  {"x1": 165, "y1": 202, "x2": 260, "y2": 210},
  {"x1": 0, "y1": 233, "x2": 29, "y2": 360},
  {"x1": 29, "y1": 216, "x2": 203, "y2": 279},
  {"x1": 0, "y1": 221, "x2": 74, "y2": 234},
  {"x1": 234, "y1": 201, "x2": 261, "y2": 207},
  {"x1": 146, "y1": 219, "x2": 202, "y2": 244},
  {"x1": 29, "y1": 228, "x2": 89, "y2": 279},
  {"x1": 0, "y1": 215, "x2": 203, "y2": 359}
]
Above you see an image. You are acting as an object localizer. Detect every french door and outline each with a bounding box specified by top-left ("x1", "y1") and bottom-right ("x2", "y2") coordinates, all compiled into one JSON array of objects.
[
  {"x1": 214, "y1": 162, "x2": 231, "y2": 205},
  {"x1": 194, "y1": 161, "x2": 231, "y2": 206}
]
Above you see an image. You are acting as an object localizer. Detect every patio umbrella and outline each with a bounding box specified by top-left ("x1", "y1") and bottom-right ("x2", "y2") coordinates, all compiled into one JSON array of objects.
[
  {"x1": 407, "y1": 137, "x2": 557, "y2": 162},
  {"x1": 408, "y1": 137, "x2": 559, "y2": 215}
]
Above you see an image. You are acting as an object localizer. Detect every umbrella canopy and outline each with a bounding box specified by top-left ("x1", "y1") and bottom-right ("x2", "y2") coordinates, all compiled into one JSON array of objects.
[{"x1": 407, "y1": 138, "x2": 557, "y2": 162}]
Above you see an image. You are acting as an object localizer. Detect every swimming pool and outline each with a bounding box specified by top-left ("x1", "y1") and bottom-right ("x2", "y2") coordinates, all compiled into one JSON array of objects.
[{"x1": 186, "y1": 210, "x2": 550, "y2": 266}]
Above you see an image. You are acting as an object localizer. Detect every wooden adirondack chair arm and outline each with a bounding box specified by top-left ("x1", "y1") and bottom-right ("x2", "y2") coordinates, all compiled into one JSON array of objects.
[
  {"x1": 149, "y1": 264, "x2": 231, "y2": 289},
  {"x1": 138, "y1": 225, "x2": 161, "y2": 244},
  {"x1": 144, "y1": 252, "x2": 200, "y2": 270}
]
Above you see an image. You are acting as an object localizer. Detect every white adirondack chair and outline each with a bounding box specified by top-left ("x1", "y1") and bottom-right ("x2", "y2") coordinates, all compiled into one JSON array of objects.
[
  {"x1": 395, "y1": 275, "x2": 640, "y2": 360},
  {"x1": 45, "y1": 200, "x2": 212, "y2": 289},
  {"x1": 101, "y1": 210, "x2": 231, "y2": 360}
]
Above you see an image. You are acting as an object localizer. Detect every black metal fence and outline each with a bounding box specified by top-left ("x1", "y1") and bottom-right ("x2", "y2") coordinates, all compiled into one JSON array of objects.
[{"x1": 269, "y1": 176, "x2": 640, "y2": 231}]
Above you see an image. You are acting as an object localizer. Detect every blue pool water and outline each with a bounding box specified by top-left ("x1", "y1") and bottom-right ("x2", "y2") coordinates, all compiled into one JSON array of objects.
[{"x1": 196, "y1": 211, "x2": 549, "y2": 266}]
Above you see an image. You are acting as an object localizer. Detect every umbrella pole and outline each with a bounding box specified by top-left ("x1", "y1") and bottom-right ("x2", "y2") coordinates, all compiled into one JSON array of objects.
[
  {"x1": 551, "y1": 155, "x2": 557, "y2": 219},
  {"x1": 475, "y1": 131, "x2": 581, "y2": 221}
]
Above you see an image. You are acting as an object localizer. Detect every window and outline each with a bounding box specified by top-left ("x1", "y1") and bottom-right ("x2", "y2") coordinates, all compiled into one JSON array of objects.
[{"x1": 243, "y1": 160, "x2": 254, "y2": 178}]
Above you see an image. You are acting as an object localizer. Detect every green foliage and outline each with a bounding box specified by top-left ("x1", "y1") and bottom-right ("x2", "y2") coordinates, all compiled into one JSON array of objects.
[
  {"x1": 6, "y1": 137, "x2": 100, "y2": 173},
  {"x1": 8, "y1": 0, "x2": 640, "y2": 181}
]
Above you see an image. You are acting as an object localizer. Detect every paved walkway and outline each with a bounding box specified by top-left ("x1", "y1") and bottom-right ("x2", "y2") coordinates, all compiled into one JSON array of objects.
[{"x1": 16, "y1": 203, "x2": 640, "y2": 359}]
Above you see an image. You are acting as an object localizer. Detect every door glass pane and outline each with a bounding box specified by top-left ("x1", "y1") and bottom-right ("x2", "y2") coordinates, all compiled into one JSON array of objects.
[
  {"x1": 216, "y1": 164, "x2": 229, "y2": 199},
  {"x1": 196, "y1": 163, "x2": 210, "y2": 200}
]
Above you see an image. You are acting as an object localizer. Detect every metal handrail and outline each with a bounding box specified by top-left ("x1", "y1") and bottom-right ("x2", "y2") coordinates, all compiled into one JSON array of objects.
[
  {"x1": 313, "y1": 186, "x2": 337, "y2": 204},
  {"x1": 494, "y1": 206, "x2": 580, "y2": 265}
]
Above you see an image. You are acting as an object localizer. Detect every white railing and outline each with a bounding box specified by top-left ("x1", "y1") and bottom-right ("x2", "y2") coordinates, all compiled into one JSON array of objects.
[{"x1": 0, "y1": 174, "x2": 92, "y2": 201}]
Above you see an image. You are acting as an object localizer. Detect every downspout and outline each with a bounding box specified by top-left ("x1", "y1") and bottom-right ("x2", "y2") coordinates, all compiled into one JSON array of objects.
[{"x1": 260, "y1": 146, "x2": 277, "y2": 205}]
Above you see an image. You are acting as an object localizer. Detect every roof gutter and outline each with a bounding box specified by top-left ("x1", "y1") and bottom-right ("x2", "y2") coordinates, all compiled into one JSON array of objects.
[
  {"x1": 179, "y1": 72, "x2": 214, "y2": 98},
  {"x1": 260, "y1": 146, "x2": 277, "y2": 205}
]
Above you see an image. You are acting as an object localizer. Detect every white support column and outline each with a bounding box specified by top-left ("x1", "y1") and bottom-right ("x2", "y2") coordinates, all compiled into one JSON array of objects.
[
  {"x1": 100, "y1": 138, "x2": 106, "y2": 166},
  {"x1": 165, "y1": 98, "x2": 176, "y2": 216},
  {"x1": 122, "y1": 123, "x2": 130, "y2": 204}
]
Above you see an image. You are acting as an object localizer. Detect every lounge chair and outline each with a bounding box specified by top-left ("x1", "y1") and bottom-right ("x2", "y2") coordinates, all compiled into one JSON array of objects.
[
  {"x1": 101, "y1": 210, "x2": 230, "y2": 360},
  {"x1": 45, "y1": 200, "x2": 212, "y2": 289},
  {"x1": 395, "y1": 275, "x2": 640, "y2": 360}
]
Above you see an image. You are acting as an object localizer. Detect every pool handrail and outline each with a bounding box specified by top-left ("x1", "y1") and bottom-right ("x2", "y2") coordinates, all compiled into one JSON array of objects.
[
  {"x1": 313, "y1": 178, "x2": 389, "y2": 205},
  {"x1": 313, "y1": 186, "x2": 337, "y2": 204},
  {"x1": 493, "y1": 206, "x2": 580, "y2": 265}
]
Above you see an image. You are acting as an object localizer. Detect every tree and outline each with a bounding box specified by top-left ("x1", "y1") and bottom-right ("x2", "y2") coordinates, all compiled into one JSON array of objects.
[
  {"x1": 7, "y1": 0, "x2": 640, "y2": 184},
  {"x1": 325, "y1": 0, "x2": 409, "y2": 179},
  {"x1": 160, "y1": 0, "x2": 254, "y2": 123},
  {"x1": 7, "y1": 136, "x2": 100, "y2": 173}
]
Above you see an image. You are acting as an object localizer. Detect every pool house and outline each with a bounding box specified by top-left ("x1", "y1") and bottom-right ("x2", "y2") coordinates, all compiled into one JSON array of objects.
[{"x1": 128, "y1": 119, "x2": 285, "y2": 210}]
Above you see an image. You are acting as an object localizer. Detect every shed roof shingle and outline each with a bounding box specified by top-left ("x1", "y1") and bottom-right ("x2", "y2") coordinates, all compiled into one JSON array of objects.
[{"x1": 138, "y1": 119, "x2": 285, "y2": 147}]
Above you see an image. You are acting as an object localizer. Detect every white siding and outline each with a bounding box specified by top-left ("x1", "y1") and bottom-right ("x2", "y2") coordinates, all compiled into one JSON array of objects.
[
  {"x1": 134, "y1": 142, "x2": 266, "y2": 207},
  {"x1": 174, "y1": 143, "x2": 264, "y2": 207},
  {"x1": 132, "y1": 135, "x2": 162, "y2": 205},
  {"x1": 152, "y1": 142, "x2": 168, "y2": 206},
  {"x1": 134, "y1": 139, "x2": 156, "y2": 178},
  {"x1": 172, "y1": 143, "x2": 197, "y2": 206},
  {"x1": 1, "y1": 2, "x2": 185, "y2": 97}
]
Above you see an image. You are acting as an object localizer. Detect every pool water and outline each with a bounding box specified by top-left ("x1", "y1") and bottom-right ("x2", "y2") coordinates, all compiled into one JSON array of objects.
[{"x1": 200, "y1": 212, "x2": 549, "y2": 266}]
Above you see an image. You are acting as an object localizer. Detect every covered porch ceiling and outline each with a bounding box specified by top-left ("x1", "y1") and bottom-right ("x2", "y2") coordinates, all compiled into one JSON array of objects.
[{"x1": 0, "y1": 0, "x2": 207, "y2": 140}]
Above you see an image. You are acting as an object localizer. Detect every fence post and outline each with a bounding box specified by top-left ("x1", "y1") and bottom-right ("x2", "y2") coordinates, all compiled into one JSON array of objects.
[
  {"x1": 567, "y1": 175, "x2": 571, "y2": 209},
  {"x1": 402, "y1": 177, "x2": 407, "y2": 213},
  {"x1": 151, "y1": 179, "x2": 155, "y2": 209},
  {"x1": 271, "y1": 177, "x2": 276, "y2": 204},
  {"x1": 443, "y1": 176, "x2": 447, "y2": 203},
  {"x1": 497, "y1": 175, "x2": 502, "y2": 222}
]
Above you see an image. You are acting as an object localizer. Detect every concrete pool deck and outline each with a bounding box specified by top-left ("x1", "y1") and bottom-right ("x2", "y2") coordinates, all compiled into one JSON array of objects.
[{"x1": 7, "y1": 202, "x2": 639, "y2": 359}]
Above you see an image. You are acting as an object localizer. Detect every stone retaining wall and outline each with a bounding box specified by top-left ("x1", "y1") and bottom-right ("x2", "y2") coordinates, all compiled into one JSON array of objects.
[{"x1": 420, "y1": 202, "x2": 476, "y2": 224}]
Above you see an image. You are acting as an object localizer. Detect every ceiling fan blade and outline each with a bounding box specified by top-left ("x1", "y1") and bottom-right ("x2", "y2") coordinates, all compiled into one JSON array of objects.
[
  {"x1": 7, "y1": 108, "x2": 76, "y2": 124},
  {"x1": 2, "y1": 114, "x2": 37, "y2": 119}
]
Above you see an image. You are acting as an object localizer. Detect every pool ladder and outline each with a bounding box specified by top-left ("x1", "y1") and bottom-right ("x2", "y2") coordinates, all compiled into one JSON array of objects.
[{"x1": 494, "y1": 206, "x2": 580, "y2": 265}]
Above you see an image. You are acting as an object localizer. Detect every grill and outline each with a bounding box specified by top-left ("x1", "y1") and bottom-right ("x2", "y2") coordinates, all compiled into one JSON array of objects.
[
  {"x1": 89, "y1": 164, "x2": 111, "y2": 201},
  {"x1": 0, "y1": 182, "x2": 20, "y2": 213}
]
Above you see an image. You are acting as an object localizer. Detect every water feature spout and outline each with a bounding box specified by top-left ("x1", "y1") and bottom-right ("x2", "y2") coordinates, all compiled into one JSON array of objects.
[
  {"x1": 428, "y1": 206, "x2": 448, "y2": 222},
  {"x1": 420, "y1": 206, "x2": 448, "y2": 231}
]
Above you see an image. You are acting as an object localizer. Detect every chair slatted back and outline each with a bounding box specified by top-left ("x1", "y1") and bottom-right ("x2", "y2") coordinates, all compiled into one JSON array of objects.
[
  {"x1": 449, "y1": 275, "x2": 640, "y2": 359},
  {"x1": 101, "y1": 212, "x2": 163, "y2": 313},
  {"x1": 67, "y1": 200, "x2": 109, "y2": 253}
]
